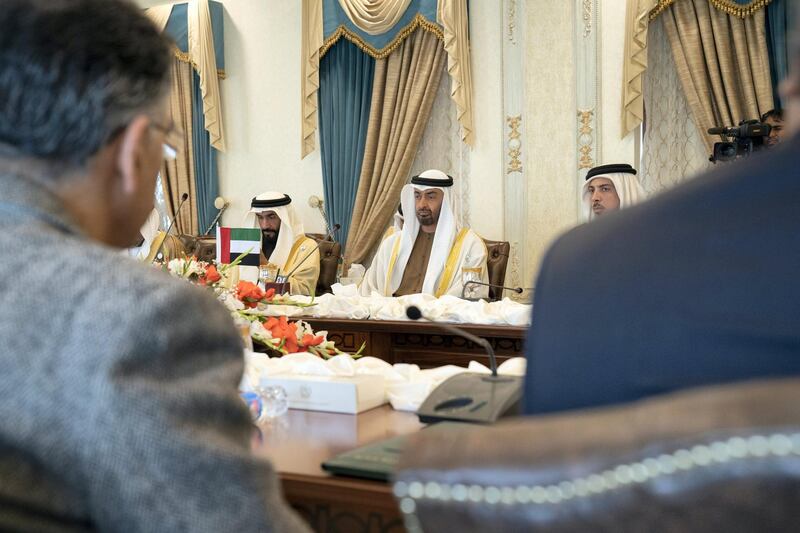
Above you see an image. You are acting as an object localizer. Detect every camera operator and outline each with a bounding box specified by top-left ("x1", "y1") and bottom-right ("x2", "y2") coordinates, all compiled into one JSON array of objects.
[{"x1": 761, "y1": 109, "x2": 785, "y2": 147}]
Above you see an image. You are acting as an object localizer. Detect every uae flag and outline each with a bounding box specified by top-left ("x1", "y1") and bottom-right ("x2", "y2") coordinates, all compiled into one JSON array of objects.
[{"x1": 216, "y1": 227, "x2": 261, "y2": 266}]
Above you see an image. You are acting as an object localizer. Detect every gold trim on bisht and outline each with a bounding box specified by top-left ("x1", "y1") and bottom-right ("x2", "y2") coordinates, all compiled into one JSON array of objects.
[
  {"x1": 320, "y1": 13, "x2": 443, "y2": 60},
  {"x1": 649, "y1": 0, "x2": 773, "y2": 20},
  {"x1": 173, "y1": 48, "x2": 226, "y2": 79}
]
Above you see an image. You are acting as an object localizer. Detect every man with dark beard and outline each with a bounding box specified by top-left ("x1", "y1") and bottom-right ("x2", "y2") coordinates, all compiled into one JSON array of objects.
[{"x1": 247, "y1": 192, "x2": 319, "y2": 296}]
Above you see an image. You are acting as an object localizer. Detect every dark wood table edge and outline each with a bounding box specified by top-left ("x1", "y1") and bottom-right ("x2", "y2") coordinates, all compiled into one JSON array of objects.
[{"x1": 304, "y1": 318, "x2": 527, "y2": 339}]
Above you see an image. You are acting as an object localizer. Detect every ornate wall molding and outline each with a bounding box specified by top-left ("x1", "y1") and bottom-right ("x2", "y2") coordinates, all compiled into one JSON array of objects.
[
  {"x1": 506, "y1": 115, "x2": 523, "y2": 174},
  {"x1": 582, "y1": 0, "x2": 593, "y2": 36},
  {"x1": 507, "y1": 0, "x2": 518, "y2": 44},
  {"x1": 577, "y1": 109, "x2": 595, "y2": 170},
  {"x1": 503, "y1": 0, "x2": 527, "y2": 295},
  {"x1": 575, "y1": 0, "x2": 601, "y2": 210}
]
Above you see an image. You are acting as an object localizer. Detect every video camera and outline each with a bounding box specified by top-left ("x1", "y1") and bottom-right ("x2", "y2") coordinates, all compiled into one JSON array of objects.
[{"x1": 708, "y1": 119, "x2": 772, "y2": 163}]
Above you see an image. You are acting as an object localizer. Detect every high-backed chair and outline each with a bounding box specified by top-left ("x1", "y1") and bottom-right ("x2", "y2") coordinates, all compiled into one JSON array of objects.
[
  {"x1": 394, "y1": 378, "x2": 800, "y2": 533},
  {"x1": 146, "y1": 231, "x2": 187, "y2": 262},
  {"x1": 180, "y1": 234, "x2": 217, "y2": 263},
  {"x1": 307, "y1": 233, "x2": 342, "y2": 295},
  {"x1": 483, "y1": 239, "x2": 510, "y2": 301}
]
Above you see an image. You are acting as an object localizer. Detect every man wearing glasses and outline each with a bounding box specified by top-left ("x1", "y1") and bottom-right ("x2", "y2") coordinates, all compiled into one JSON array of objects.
[{"x1": 0, "y1": 1, "x2": 309, "y2": 531}]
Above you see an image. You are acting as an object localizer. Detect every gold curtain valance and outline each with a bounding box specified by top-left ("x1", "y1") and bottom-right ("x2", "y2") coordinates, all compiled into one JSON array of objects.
[
  {"x1": 320, "y1": 13, "x2": 443, "y2": 60},
  {"x1": 301, "y1": 0, "x2": 474, "y2": 158},
  {"x1": 649, "y1": 0, "x2": 773, "y2": 20},
  {"x1": 173, "y1": 48, "x2": 226, "y2": 79},
  {"x1": 337, "y1": 0, "x2": 413, "y2": 35},
  {"x1": 622, "y1": 0, "x2": 772, "y2": 136}
]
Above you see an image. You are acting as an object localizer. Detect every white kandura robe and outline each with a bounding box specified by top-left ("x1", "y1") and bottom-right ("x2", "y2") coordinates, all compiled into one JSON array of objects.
[{"x1": 360, "y1": 172, "x2": 488, "y2": 299}]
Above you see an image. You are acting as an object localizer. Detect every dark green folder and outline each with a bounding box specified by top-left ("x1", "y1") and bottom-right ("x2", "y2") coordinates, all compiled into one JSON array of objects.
[
  {"x1": 321, "y1": 422, "x2": 470, "y2": 482},
  {"x1": 321, "y1": 434, "x2": 408, "y2": 482}
]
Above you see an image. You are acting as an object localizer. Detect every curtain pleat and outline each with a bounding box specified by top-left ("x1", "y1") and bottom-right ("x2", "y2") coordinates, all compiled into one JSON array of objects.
[
  {"x1": 192, "y1": 71, "x2": 220, "y2": 235},
  {"x1": 319, "y1": 39, "x2": 376, "y2": 252},
  {"x1": 765, "y1": 0, "x2": 789, "y2": 108},
  {"x1": 344, "y1": 29, "x2": 446, "y2": 267},
  {"x1": 663, "y1": 0, "x2": 774, "y2": 152},
  {"x1": 161, "y1": 58, "x2": 198, "y2": 235}
]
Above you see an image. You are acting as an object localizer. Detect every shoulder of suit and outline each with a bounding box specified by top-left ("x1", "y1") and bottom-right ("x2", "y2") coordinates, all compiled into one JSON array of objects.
[{"x1": 66, "y1": 242, "x2": 230, "y2": 320}]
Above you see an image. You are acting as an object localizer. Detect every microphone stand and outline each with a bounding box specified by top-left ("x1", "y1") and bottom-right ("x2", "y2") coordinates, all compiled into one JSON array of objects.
[
  {"x1": 151, "y1": 193, "x2": 188, "y2": 263},
  {"x1": 407, "y1": 305, "x2": 497, "y2": 376},
  {"x1": 405, "y1": 305, "x2": 523, "y2": 424},
  {"x1": 461, "y1": 280, "x2": 525, "y2": 301},
  {"x1": 202, "y1": 203, "x2": 228, "y2": 236}
]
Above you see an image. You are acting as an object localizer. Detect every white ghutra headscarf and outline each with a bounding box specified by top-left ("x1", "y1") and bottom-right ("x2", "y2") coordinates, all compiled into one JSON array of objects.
[
  {"x1": 581, "y1": 163, "x2": 647, "y2": 221},
  {"x1": 389, "y1": 169, "x2": 460, "y2": 295},
  {"x1": 245, "y1": 191, "x2": 305, "y2": 268}
]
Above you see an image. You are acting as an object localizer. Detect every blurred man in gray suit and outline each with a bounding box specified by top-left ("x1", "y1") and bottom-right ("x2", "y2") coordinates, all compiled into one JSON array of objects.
[
  {"x1": 524, "y1": 10, "x2": 800, "y2": 415},
  {"x1": 0, "y1": 1, "x2": 308, "y2": 531}
]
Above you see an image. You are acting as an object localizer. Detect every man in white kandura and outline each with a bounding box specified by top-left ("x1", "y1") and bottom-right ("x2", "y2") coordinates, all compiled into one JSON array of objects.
[
  {"x1": 246, "y1": 191, "x2": 319, "y2": 296},
  {"x1": 581, "y1": 163, "x2": 646, "y2": 221},
  {"x1": 126, "y1": 208, "x2": 161, "y2": 260},
  {"x1": 360, "y1": 169, "x2": 489, "y2": 298}
]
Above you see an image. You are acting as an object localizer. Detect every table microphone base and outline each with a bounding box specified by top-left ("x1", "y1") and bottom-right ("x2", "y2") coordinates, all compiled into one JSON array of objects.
[{"x1": 417, "y1": 372, "x2": 523, "y2": 424}]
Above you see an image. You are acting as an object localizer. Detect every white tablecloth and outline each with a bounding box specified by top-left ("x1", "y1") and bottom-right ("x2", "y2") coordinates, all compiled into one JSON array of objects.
[
  {"x1": 247, "y1": 285, "x2": 532, "y2": 327},
  {"x1": 242, "y1": 351, "x2": 527, "y2": 413}
]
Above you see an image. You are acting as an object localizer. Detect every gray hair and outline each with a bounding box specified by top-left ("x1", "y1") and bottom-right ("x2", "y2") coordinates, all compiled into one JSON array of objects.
[{"x1": 0, "y1": 0, "x2": 173, "y2": 176}]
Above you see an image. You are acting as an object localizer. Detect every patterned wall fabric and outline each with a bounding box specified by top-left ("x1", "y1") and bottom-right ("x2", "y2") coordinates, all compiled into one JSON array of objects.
[
  {"x1": 641, "y1": 17, "x2": 712, "y2": 196},
  {"x1": 409, "y1": 62, "x2": 470, "y2": 228}
]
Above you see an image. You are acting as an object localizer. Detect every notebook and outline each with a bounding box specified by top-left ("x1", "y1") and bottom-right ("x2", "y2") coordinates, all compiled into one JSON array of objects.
[{"x1": 321, "y1": 421, "x2": 470, "y2": 482}]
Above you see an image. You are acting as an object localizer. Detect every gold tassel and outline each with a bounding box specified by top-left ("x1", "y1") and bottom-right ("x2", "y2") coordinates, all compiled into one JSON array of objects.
[
  {"x1": 173, "y1": 47, "x2": 226, "y2": 79},
  {"x1": 320, "y1": 13, "x2": 444, "y2": 60},
  {"x1": 649, "y1": 0, "x2": 773, "y2": 21}
]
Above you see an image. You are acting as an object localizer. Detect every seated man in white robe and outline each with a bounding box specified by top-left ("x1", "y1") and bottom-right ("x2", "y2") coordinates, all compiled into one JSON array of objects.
[
  {"x1": 126, "y1": 208, "x2": 161, "y2": 260},
  {"x1": 361, "y1": 170, "x2": 489, "y2": 299},
  {"x1": 581, "y1": 163, "x2": 646, "y2": 221},
  {"x1": 245, "y1": 192, "x2": 320, "y2": 296}
]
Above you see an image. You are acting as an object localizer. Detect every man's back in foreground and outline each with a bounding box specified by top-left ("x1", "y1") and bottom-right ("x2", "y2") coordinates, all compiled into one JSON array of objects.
[
  {"x1": 525, "y1": 137, "x2": 800, "y2": 415},
  {"x1": 0, "y1": 176, "x2": 308, "y2": 532},
  {"x1": 0, "y1": 1, "x2": 308, "y2": 530}
]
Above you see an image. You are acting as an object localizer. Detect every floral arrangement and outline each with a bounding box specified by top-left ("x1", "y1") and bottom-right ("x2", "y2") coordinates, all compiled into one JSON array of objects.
[
  {"x1": 234, "y1": 280, "x2": 316, "y2": 309},
  {"x1": 243, "y1": 314, "x2": 364, "y2": 360},
  {"x1": 162, "y1": 255, "x2": 360, "y2": 359},
  {"x1": 166, "y1": 256, "x2": 227, "y2": 288}
]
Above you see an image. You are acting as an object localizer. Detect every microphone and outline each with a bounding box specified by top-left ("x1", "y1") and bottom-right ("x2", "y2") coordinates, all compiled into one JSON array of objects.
[
  {"x1": 151, "y1": 193, "x2": 189, "y2": 263},
  {"x1": 278, "y1": 223, "x2": 341, "y2": 282},
  {"x1": 405, "y1": 305, "x2": 523, "y2": 424},
  {"x1": 460, "y1": 280, "x2": 525, "y2": 300},
  {"x1": 202, "y1": 196, "x2": 229, "y2": 235},
  {"x1": 407, "y1": 305, "x2": 497, "y2": 376}
]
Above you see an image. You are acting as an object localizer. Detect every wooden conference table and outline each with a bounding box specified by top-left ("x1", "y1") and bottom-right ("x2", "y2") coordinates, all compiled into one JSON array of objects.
[
  {"x1": 303, "y1": 317, "x2": 527, "y2": 368},
  {"x1": 251, "y1": 318, "x2": 527, "y2": 531},
  {"x1": 253, "y1": 405, "x2": 423, "y2": 533}
]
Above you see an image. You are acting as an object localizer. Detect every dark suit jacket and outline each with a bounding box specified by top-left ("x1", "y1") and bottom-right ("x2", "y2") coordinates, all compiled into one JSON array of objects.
[
  {"x1": 0, "y1": 173, "x2": 309, "y2": 532},
  {"x1": 525, "y1": 136, "x2": 800, "y2": 415}
]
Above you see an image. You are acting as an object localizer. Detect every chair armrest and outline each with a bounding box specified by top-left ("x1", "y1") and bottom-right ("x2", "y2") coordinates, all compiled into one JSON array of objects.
[{"x1": 394, "y1": 378, "x2": 800, "y2": 533}]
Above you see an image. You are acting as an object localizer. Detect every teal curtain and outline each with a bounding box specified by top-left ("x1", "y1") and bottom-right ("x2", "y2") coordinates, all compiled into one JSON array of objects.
[
  {"x1": 318, "y1": 39, "x2": 375, "y2": 251},
  {"x1": 163, "y1": 2, "x2": 225, "y2": 67},
  {"x1": 192, "y1": 71, "x2": 220, "y2": 235},
  {"x1": 765, "y1": 0, "x2": 789, "y2": 110},
  {"x1": 163, "y1": 1, "x2": 224, "y2": 235}
]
